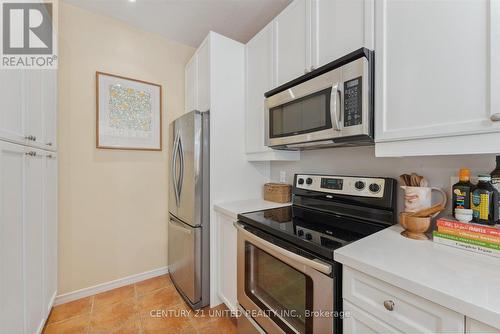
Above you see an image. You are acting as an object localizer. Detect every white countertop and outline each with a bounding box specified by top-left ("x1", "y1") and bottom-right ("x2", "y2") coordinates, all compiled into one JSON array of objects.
[
  {"x1": 213, "y1": 199, "x2": 291, "y2": 220},
  {"x1": 334, "y1": 225, "x2": 500, "y2": 329}
]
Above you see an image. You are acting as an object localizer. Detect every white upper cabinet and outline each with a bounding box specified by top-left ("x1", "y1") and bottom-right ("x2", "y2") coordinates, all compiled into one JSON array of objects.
[
  {"x1": 312, "y1": 0, "x2": 374, "y2": 68},
  {"x1": 245, "y1": 23, "x2": 300, "y2": 161},
  {"x1": 375, "y1": 0, "x2": 500, "y2": 156},
  {"x1": 0, "y1": 70, "x2": 25, "y2": 143},
  {"x1": 42, "y1": 70, "x2": 57, "y2": 149},
  {"x1": 185, "y1": 37, "x2": 210, "y2": 113},
  {"x1": 185, "y1": 56, "x2": 197, "y2": 113},
  {"x1": 274, "y1": 0, "x2": 310, "y2": 86},
  {"x1": 0, "y1": 69, "x2": 57, "y2": 151},
  {"x1": 25, "y1": 71, "x2": 44, "y2": 146},
  {"x1": 246, "y1": 23, "x2": 273, "y2": 155},
  {"x1": 197, "y1": 40, "x2": 210, "y2": 112},
  {"x1": 272, "y1": 0, "x2": 372, "y2": 88}
]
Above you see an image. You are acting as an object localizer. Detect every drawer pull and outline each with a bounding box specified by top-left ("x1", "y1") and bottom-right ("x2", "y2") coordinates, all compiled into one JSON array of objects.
[
  {"x1": 383, "y1": 300, "x2": 395, "y2": 311},
  {"x1": 491, "y1": 113, "x2": 500, "y2": 121}
]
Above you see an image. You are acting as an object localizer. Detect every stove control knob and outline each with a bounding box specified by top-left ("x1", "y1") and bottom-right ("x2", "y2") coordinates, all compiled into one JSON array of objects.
[
  {"x1": 305, "y1": 233, "x2": 312, "y2": 241},
  {"x1": 369, "y1": 183, "x2": 381, "y2": 193},
  {"x1": 306, "y1": 178, "x2": 313, "y2": 185},
  {"x1": 354, "y1": 181, "x2": 365, "y2": 190},
  {"x1": 297, "y1": 229, "x2": 304, "y2": 237},
  {"x1": 298, "y1": 178, "x2": 304, "y2": 185}
]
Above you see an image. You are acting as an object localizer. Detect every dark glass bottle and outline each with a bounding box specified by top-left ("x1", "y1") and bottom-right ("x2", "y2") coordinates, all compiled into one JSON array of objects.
[
  {"x1": 490, "y1": 156, "x2": 500, "y2": 219},
  {"x1": 452, "y1": 168, "x2": 473, "y2": 217},
  {"x1": 471, "y1": 175, "x2": 499, "y2": 225}
]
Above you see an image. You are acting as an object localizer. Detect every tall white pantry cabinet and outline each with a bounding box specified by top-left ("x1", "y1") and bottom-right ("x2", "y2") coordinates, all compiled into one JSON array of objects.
[{"x1": 0, "y1": 69, "x2": 58, "y2": 334}]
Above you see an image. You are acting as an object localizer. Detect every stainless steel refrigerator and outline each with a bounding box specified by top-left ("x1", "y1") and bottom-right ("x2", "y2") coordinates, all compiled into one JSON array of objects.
[{"x1": 168, "y1": 110, "x2": 210, "y2": 310}]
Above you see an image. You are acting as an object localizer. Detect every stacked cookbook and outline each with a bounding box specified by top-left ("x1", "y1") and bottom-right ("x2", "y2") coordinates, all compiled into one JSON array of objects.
[{"x1": 433, "y1": 218, "x2": 500, "y2": 258}]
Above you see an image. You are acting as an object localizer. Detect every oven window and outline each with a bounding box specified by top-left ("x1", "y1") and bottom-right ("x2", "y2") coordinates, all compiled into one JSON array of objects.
[
  {"x1": 245, "y1": 243, "x2": 313, "y2": 334},
  {"x1": 269, "y1": 88, "x2": 332, "y2": 138}
]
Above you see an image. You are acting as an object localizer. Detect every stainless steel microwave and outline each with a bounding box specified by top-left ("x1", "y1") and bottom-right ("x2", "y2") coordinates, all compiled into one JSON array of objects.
[{"x1": 264, "y1": 48, "x2": 374, "y2": 150}]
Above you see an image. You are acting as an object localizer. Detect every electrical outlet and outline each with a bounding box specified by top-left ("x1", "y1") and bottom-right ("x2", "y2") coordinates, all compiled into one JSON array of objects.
[{"x1": 279, "y1": 171, "x2": 287, "y2": 183}]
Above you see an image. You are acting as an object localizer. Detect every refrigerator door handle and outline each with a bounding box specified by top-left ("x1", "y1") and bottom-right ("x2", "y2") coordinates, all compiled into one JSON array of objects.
[
  {"x1": 177, "y1": 135, "x2": 185, "y2": 199},
  {"x1": 169, "y1": 217, "x2": 192, "y2": 235},
  {"x1": 171, "y1": 131, "x2": 180, "y2": 207}
]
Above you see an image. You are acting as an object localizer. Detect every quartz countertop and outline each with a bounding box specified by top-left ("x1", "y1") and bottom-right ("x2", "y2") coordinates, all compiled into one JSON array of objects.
[
  {"x1": 334, "y1": 225, "x2": 500, "y2": 329},
  {"x1": 213, "y1": 199, "x2": 291, "y2": 220}
]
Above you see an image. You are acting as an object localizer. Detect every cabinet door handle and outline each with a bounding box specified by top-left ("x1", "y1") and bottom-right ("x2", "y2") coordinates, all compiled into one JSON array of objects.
[
  {"x1": 46, "y1": 142, "x2": 53, "y2": 146},
  {"x1": 25, "y1": 151, "x2": 37, "y2": 157},
  {"x1": 25, "y1": 135, "x2": 35, "y2": 141},
  {"x1": 383, "y1": 300, "x2": 395, "y2": 311},
  {"x1": 491, "y1": 113, "x2": 500, "y2": 121}
]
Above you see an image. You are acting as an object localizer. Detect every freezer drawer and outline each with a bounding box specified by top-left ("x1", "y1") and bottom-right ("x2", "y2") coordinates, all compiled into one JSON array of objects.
[{"x1": 168, "y1": 215, "x2": 202, "y2": 304}]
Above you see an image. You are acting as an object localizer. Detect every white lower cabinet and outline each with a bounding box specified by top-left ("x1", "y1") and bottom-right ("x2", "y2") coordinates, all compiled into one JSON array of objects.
[
  {"x1": 43, "y1": 152, "x2": 58, "y2": 315},
  {"x1": 25, "y1": 150, "x2": 45, "y2": 334},
  {"x1": 0, "y1": 141, "x2": 57, "y2": 334},
  {"x1": 0, "y1": 142, "x2": 26, "y2": 334},
  {"x1": 465, "y1": 318, "x2": 500, "y2": 333},
  {"x1": 216, "y1": 212, "x2": 238, "y2": 312},
  {"x1": 343, "y1": 267, "x2": 464, "y2": 334},
  {"x1": 344, "y1": 300, "x2": 402, "y2": 334}
]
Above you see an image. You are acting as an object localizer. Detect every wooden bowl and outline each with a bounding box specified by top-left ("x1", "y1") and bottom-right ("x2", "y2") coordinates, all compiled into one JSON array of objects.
[{"x1": 399, "y1": 212, "x2": 431, "y2": 240}]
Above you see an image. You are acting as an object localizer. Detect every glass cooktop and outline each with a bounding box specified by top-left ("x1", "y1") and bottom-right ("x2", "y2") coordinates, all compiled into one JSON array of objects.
[{"x1": 238, "y1": 205, "x2": 385, "y2": 260}]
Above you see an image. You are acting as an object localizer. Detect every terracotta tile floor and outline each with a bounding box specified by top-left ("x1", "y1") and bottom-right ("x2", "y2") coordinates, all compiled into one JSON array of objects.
[{"x1": 43, "y1": 275, "x2": 237, "y2": 334}]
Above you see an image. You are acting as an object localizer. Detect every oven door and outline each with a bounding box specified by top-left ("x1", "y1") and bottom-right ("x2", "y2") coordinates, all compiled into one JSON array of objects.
[{"x1": 235, "y1": 222, "x2": 334, "y2": 334}]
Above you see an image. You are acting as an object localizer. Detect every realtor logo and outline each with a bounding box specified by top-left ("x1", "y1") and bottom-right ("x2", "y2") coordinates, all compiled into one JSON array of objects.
[{"x1": 1, "y1": 0, "x2": 58, "y2": 69}]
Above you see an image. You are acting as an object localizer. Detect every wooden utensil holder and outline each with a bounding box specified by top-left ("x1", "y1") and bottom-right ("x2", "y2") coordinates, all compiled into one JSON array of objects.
[{"x1": 399, "y1": 212, "x2": 432, "y2": 240}]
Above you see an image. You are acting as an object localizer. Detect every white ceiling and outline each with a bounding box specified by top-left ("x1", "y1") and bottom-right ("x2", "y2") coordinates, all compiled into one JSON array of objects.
[{"x1": 63, "y1": 0, "x2": 292, "y2": 47}]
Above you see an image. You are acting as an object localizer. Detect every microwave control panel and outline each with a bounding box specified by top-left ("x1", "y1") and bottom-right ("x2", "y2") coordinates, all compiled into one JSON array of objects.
[{"x1": 344, "y1": 76, "x2": 362, "y2": 127}]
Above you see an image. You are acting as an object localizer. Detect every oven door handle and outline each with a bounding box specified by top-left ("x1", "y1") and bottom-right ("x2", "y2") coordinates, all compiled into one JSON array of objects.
[{"x1": 234, "y1": 222, "x2": 332, "y2": 275}]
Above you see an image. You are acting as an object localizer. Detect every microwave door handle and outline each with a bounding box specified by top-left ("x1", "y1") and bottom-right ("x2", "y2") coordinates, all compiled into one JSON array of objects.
[
  {"x1": 234, "y1": 222, "x2": 332, "y2": 275},
  {"x1": 330, "y1": 83, "x2": 342, "y2": 131}
]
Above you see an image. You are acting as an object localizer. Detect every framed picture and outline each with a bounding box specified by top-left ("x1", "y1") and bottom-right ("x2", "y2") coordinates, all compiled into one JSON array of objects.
[{"x1": 96, "y1": 72, "x2": 162, "y2": 150}]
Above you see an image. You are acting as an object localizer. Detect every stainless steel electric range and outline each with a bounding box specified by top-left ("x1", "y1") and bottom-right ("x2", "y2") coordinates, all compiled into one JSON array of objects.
[{"x1": 235, "y1": 174, "x2": 397, "y2": 334}]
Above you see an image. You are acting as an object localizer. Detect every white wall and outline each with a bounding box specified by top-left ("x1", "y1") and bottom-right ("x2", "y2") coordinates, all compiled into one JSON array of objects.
[
  {"x1": 270, "y1": 146, "x2": 498, "y2": 213},
  {"x1": 58, "y1": 3, "x2": 194, "y2": 294}
]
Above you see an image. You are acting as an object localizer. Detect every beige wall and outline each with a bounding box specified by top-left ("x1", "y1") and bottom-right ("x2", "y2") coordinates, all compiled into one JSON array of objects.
[{"x1": 58, "y1": 3, "x2": 194, "y2": 294}]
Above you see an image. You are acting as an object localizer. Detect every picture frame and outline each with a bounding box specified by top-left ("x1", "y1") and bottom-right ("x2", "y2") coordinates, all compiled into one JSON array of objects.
[{"x1": 96, "y1": 71, "x2": 162, "y2": 151}]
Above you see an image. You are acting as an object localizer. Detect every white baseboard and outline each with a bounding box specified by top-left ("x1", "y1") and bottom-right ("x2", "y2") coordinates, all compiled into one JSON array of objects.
[{"x1": 54, "y1": 266, "x2": 168, "y2": 306}]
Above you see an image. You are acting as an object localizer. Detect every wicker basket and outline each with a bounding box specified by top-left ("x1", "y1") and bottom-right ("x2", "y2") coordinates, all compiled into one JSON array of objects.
[{"x1": 264, "y1": 183, "x2": 292, "y2": 203}]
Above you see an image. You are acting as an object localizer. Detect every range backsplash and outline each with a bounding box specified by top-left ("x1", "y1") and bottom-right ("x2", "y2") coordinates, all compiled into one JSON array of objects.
[{"x1": 270, "y1": 146, "x2": 497, "y2": 214}]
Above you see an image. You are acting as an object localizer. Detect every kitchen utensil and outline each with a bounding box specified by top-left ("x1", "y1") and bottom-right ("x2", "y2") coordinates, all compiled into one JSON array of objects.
[
  {"x1": 409, "y1": 203, "x2": 445, "y2": 218},
  {"x1": 420, "y1": 177, "x2": 429, "y2": 187},
  {"x1": 399, "y1": 213, "x2": 431, "y2": 240}
]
